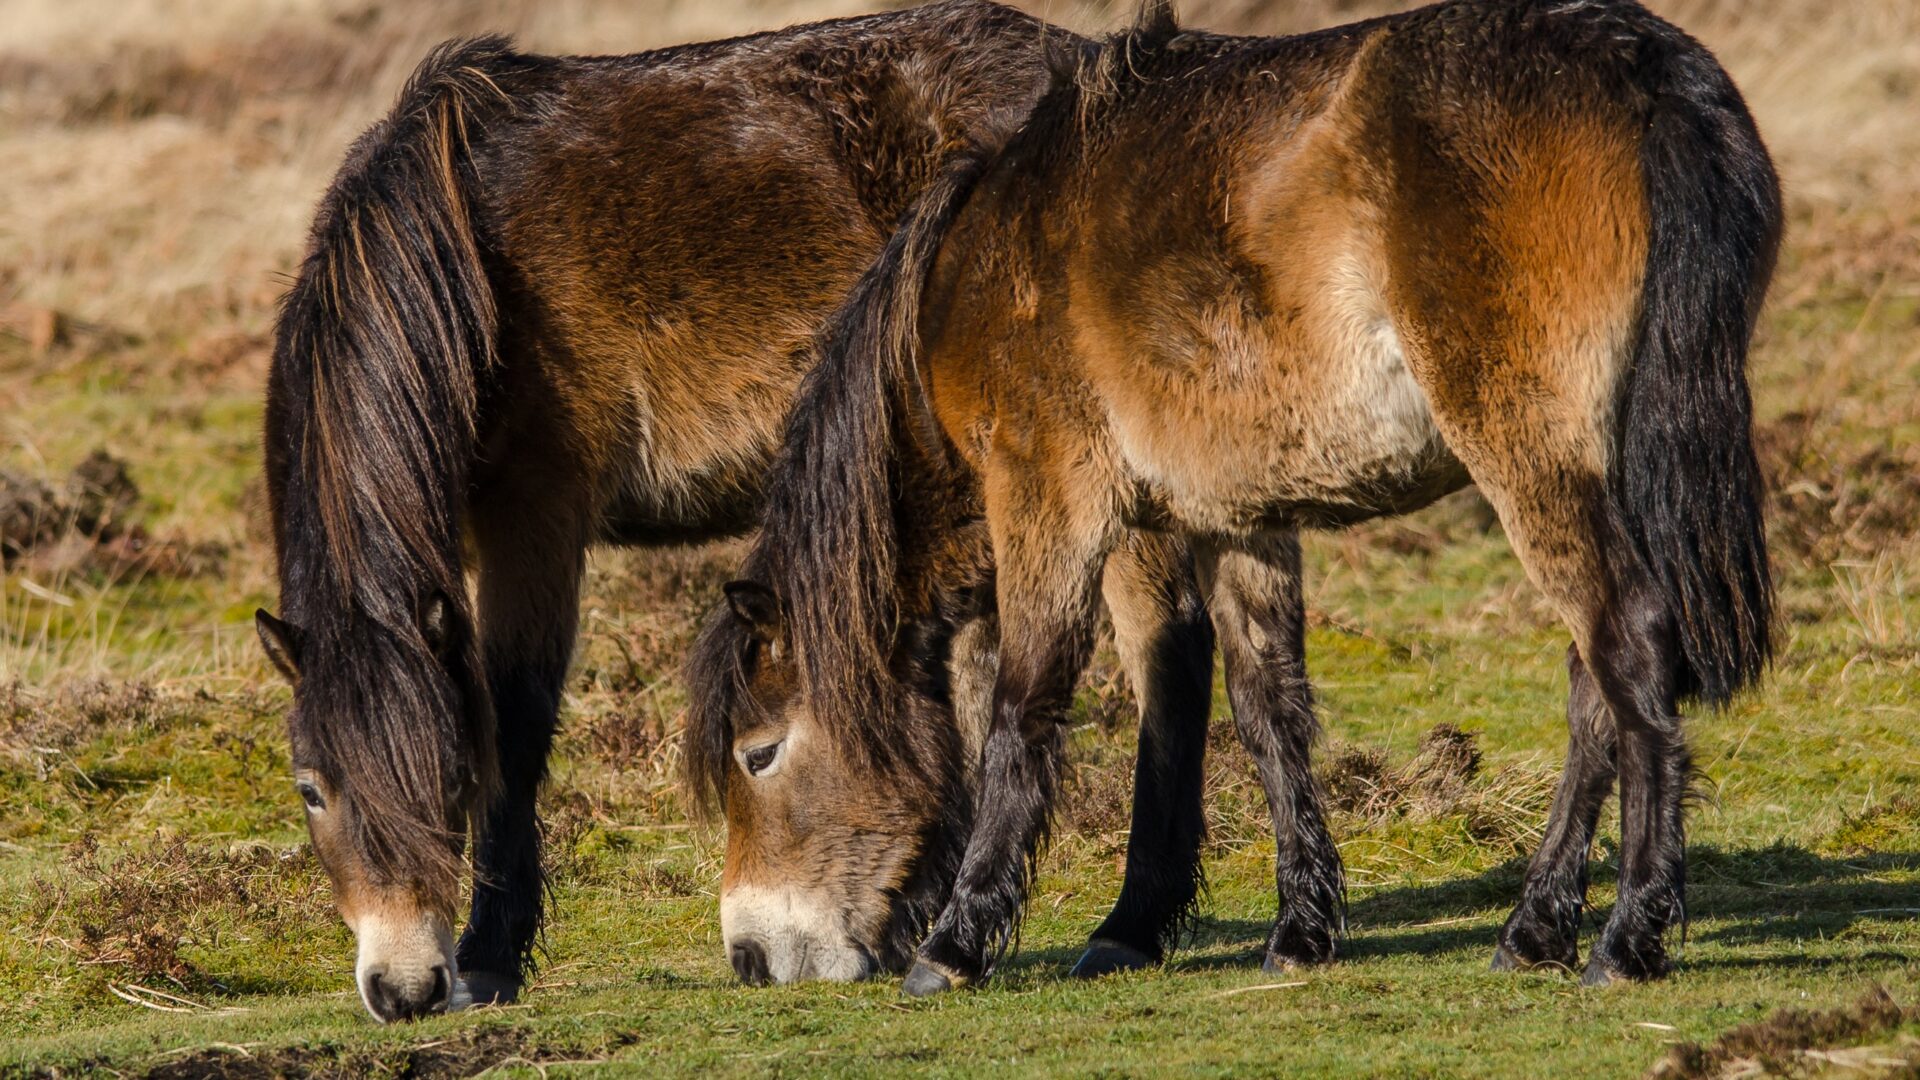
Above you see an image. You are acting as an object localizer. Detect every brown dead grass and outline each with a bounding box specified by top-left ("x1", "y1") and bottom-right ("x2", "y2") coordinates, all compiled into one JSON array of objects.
[
  {"x1": 1062, "y1": 721, "x2": 1554, "y2": 860},
  {"x1": 1650, "y1": 985, "x2": 1920, "y2": 1080},
  {"x1": 1760, "y1": 411, "x2": 1920, "y2": 563},
  {"x1": 137, "y1": 1025, "x2": 643, "y2": 1080},
  {"x1": 1, "y1": 0, "x2": 1911, "y2": 341},
  {"x1": 0, "y1": 678, "x2": 198, "y2": 755},
  {"x1": 0, "y1": 0, "x2": 1910, "y2": 678},
  {"x1": 24, "y1": 834, "x2": 333, "y2": 989},
  {"x1": 1317, "y1": 724, "x2": 1555, "y2": 853},
  {"x1": 0, "y1": 448, "x2": 230, "y2": 592}
]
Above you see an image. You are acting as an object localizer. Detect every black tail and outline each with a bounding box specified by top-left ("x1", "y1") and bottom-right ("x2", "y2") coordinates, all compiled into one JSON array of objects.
[{"x1": 1617, "y1": 28, "x2": 1783, "y2": 706}]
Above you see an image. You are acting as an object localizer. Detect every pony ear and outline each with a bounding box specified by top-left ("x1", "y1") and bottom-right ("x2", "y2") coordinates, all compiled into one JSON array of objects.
[
  {"x1": 255, "y1": 609, "x2": 301, "y2": 685},
  {"x1": 420, "y1": 592, "x2": 454, "y2": 658},
  {"x1": 723, "y1": 580, "x2": 785, "y2": 644}
]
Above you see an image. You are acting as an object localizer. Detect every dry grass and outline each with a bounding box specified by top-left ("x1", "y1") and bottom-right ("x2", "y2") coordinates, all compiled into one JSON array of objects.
[
  {"x1": 0, "y1": 2, "x2": 1915, "y2": 1073},
  {"x1": 1, "y1": 0, "x2": 1913, "y2": 681},
  {"x1": 24, "y1": 833, "x2": 333, "y2": 988},
  {"x1": 0, "y1": 0, "x2": 977, "y2": 343},
  {"x1": 1651, "y1": 985, "x2": 1920, "y2": 1080},
  {"x1": 1060, "y1": 719, "x2": 1556, "y2": 864},
  {"x1": 2, "y1": 0, "x2": 1913, "y2": 341}
]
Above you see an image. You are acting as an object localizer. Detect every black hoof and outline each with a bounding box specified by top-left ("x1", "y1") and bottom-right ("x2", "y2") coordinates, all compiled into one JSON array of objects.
[
  {"x1": 1579, "y1": 959, "x2": 1623, "y2": 987},
  {"x1": 1582, "y1": 937, "x2": 1669, "y2": 986},
  {"x1": 1491, "y1": 940, "x2": 1577, "y2": 975},
  {"x1": 457, "y1": 970, "x2": 521, "y2": 1008},
  {"x1": 1581, "y1": 953, "x2": 1668, "y2": 986},
  {"x1": 1069, "y1": 939, "x2": 1157, "y2": 979},
  {"x1": 1261, "y1": 950, "x2": 1319, "y2": 975},
  {"x1": 902, "y1": 961, "x2": 961, "y2": 998},
  {"x1": 1265, "y1": 918, "x2": 1339, "y2": 972},
  {"x1": 1262, "y1": 929, "x2": 1336, "y2": 974}
]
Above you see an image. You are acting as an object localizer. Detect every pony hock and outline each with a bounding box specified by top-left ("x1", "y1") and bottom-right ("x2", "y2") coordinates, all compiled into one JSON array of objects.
[{"x1": 697, "y1": 0, "x2": 1779, "y2": 997}]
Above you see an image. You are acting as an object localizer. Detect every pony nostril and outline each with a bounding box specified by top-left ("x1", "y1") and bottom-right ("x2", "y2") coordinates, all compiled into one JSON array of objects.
[
  {"x1": 363, "y1": 963, "x2": 452, "y2": 1021},
  {"x1": 730, "y1": 940, "x2": 772, "y2": 986},
  {"x1": 364, "y1": 966, "x2": 398, "y2": 1021}
]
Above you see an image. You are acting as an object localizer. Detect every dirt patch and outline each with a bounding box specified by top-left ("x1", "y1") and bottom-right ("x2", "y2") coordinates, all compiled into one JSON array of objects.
[
  {"x1": 1403, "y1": 723, "x2": 1483, "y2": 811},
  {"x1": 0, "y1": 450, "x2": 227, "y2": 578},
  {"x1": 63, "y1": 450, "x2": 141, "y2": 535},
  {"x1": 0, "y1": 469, "x2": 60, "y2": 558},
  {"x1": 1321, "y1": 744, "x2": 1402, "y2": 820},
  {"x1": 1649, "y1": 984, "x2": 1920, "y2": 1079},
  {"x1": 131, "y1": 1025, "x2": 643, "y2": 1080}
]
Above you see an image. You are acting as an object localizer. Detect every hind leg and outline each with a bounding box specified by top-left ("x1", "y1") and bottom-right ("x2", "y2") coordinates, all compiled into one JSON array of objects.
[
  {"x1": 1376, "y1": 74, "x2": 1683, "y2": 978},
  {"x1": 1072, "y1": 533, "x2": 1216, "y2": 978},
  {"x1": 1440, "y1": 456, "x2": 1687, "y2": 983},
  {"x1": 1201, "y1": 533, "x2": 1344, "y2": 970},
  {"x1": 1579, "y1": 542, "x2": 1690, "y2": 985},
  {"x1": 456, "y1": 491, "x2": 590, "y2": 1002},
  {"x1": 1492, "y1": 648, "x2": 1616, "y2": 972}
]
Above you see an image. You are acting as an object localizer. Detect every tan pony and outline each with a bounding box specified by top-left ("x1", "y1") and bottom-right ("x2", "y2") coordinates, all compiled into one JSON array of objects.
[{"x1": 690, "y1": 0, "x2": 1780, "y2": 995}]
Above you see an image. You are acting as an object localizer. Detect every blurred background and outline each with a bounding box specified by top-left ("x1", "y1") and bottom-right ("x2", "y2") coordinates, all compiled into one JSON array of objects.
[
  {"x1": 0, "y1": 1, "x2": 1914, "y2": 1070},
  {"x1": 1, "y1": 0, "x2": 1913, "y2": 679}
]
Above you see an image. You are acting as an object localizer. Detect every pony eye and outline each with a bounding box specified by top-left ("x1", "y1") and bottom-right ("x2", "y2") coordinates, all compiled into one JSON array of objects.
[
  {"x1": 743, "y1": 743, "x2": 781, "y2": 777},
  {"x1": 296, "y1": 781, "x2": 326, "y2": 811}
]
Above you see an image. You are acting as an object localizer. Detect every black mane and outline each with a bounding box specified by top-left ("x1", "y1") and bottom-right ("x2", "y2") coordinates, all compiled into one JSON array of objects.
[{"x1": 266, "y1": 37, "x2": 532, "y2": 889}]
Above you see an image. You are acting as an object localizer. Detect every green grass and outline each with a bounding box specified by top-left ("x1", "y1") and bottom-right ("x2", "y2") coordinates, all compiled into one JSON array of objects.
[
  {"x1": 2, "y1": 486, "x2": 1916, "y2": 1075},
  {"x1": 3, "y1": 178, "x2": 1919, "y2": 1080},
  {"x1": 3, "y1": 0, "x2": 1918, "y2": 1072}
]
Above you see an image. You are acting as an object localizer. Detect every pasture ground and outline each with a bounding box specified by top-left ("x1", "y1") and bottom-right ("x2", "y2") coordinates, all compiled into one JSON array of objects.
[{"x1": 2, "y1": 0, "x2": 1916, "y2": 1076}]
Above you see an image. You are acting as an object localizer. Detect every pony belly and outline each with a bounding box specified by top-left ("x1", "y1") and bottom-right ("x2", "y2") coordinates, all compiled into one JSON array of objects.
[
  {"x1": 1251, "y1": 316, "x2": 1468, "y2": 528},
  {"x1": 1109, "y1": 307, "x2": 1464, "y2": 535}
]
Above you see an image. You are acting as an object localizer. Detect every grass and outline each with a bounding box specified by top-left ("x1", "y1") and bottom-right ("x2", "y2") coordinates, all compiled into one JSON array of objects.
[{"x1": 2, "y1": 0, "x2": 1919, "y2": 1076}]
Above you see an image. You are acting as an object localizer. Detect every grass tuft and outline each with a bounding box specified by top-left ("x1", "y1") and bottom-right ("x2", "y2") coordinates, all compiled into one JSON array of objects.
[{"x1": 1652, "y1": 984, "x2": 1920, "y2": 1080}]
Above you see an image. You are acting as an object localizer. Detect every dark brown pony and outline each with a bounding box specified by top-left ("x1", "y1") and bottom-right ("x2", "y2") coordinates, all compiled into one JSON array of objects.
[
  {"x1": 691, "y1": 0, "x2": 1780, "y2": 995},
  {"x1": 254, "y1": 0, "x2": 1118, "y2": 1022}
]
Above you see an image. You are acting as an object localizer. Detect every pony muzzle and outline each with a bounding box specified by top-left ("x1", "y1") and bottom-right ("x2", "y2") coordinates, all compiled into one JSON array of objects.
[
  {"x1": 351, "y1": 907, "x2": 457, "y2": 1022},
  {"x1": 720, "y1": 884, "x2": 879, "y2": 984}
]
